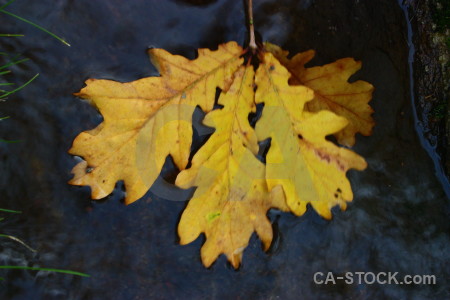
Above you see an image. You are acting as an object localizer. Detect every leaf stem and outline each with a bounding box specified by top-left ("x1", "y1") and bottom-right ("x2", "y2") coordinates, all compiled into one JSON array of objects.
[{"x1": 247, "y1": 0, "x2": 257, "y2": 52}]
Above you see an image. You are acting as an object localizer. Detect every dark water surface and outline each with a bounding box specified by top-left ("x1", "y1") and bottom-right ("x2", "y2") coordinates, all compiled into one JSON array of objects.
[{"x1": 0, "y1": 0, "x2": 449, "y2": 299}]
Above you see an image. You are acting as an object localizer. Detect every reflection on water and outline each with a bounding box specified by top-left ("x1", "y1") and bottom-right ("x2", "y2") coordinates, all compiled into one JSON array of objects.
[{"x1": 0, "y1": 0, "x2": 448, "y2": 299}]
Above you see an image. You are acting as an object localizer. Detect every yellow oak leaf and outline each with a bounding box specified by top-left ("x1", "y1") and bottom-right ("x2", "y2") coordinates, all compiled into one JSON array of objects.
[
  {"x1": 70, "y1": 41, "x2": 373, "y2": 268},
  {"x1": 69, "y1": 42, "x2": 243, "y2": 204},
  {"x1": 176, "y1": 66, "x2": 288, "y2": 268},
  {"x1": 265, "y1": 43, "x2": 374, "y2": 147},
  {"x1": 255, "y1": 52, "x2": 367, "y2": 218}
]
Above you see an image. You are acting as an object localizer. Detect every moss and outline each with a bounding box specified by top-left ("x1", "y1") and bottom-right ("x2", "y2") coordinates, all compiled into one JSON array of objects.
[
  {"x1": 431, "y1": 1, "x2": 449, "y2": 33},
  {"x1": 430, "y1": 101, "x2": 447, "y2": 121}
]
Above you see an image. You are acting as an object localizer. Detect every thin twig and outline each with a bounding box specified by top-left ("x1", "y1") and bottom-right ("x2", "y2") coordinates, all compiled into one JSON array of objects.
[{"x1": 247, "y1": 0, "x2": 257, "y2": 52}]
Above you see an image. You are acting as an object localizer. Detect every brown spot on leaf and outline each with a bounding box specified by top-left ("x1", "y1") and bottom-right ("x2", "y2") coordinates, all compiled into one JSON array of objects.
[{"x1": 315, "y1": 150, "x2": 331, "y2": 164}]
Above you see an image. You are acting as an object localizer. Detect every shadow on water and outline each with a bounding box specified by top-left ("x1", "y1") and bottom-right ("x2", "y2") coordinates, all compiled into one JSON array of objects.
[{"x1": 0, "y1": 0, "x2": 448, "y2": 299}]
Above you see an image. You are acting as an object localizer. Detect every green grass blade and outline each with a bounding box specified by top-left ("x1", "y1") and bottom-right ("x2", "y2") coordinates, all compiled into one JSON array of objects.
[
  {"x1": 0, "y1": 57, "x2": 28, "y2": 70},
  {"x1": 0, "y1": 73, "x2": 38, "y2": 98},
  {"x1": 0, "y1": 82, "x2": 14, "y2": 86},
  {"x1": 0, "y1": 0, "x2": 17, "y2": 10},
  {"x1": 0, "y1": 139, "x2": 22, "y2": 143},
  {"x1": 0, "y1": 234, "x2": 36, "y2": 252},
  {"x1": 0, "y1": 10, "x2": 70, "y2": 46},
  {"x1": 0, "y1": 266, "x2": 90, "y2": 277},
  {"x1": 0, "y1": 70, "x2": 11, "y2": 75},
  {"x1": 0, "y1": 116, "x2": 10, "y2": 120},
  {"x1": 0, "y1": 208, "x2": 21, "y2": 213},
  {"x1": 0, "y1": 33, "x2": 24, "y2": 37}
]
